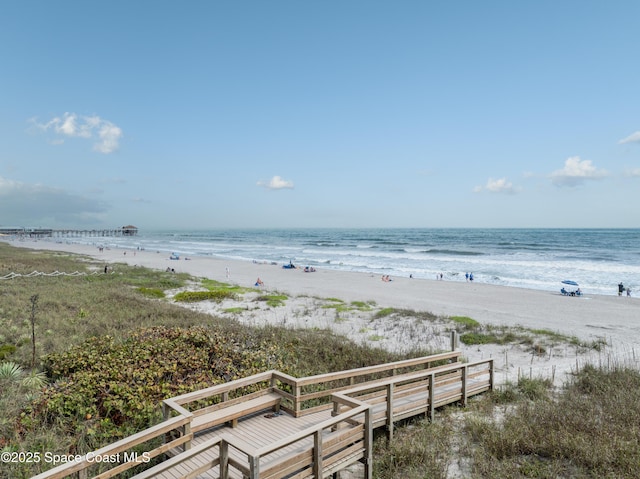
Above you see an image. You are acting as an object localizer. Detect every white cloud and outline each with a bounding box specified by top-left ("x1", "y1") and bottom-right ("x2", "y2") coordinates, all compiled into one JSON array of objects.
[
  {"x1": 257, "y1": 175, "x2": 294, "y2": 190},
  {"x1": 549, "y1": 156, "x2": 608, "y2": 187},
  {"x1": 473, "y1": 177, "x2": 518, "y2": 194},
  {"x1": 31, "y1": 112, "x2": 123, "y2": 153},
  {"x1": 624, "y1": 168, "x2": 640, "y2": 177},
  {"x1": 95, "y1": 122, "x2": 123, "y2": 153},
  {"x1": 619, "y1": 131, "x2": 640, "y2": 144}
]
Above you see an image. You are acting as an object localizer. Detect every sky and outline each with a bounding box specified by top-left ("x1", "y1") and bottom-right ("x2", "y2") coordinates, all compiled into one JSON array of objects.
[{"x1": 1, "y1": 1, "x2": 639, "y2": 230}]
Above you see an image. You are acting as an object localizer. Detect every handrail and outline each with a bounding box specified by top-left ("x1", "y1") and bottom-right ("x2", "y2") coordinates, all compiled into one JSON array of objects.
[
  {"x1": 219, "y1": 394, "x2": 372, "y2": 479},
  {"x1": 161, "y1": 352, "x2": 464, "y2": 421},
  {"x1": 270, "y1": 351, "x2": 462, "y2": 416},
  {"x1": 294, "y1": 350, "x2": 461, "y2": 386},
  {"x1": 128, "y1": 437, "x2": 222, "y2": 479},
  {"x1": 161, "y1": 398, "x2": 193, "y2": 419},
  {"x1": 167, "y1": 370, "x2": 276, "y2": 405},
  {"x1": 340, "y1": 358, "x2": 494, "y2": 439},
  {"x1": 30, "y1": 415, "x2": 192, "y2": 479},
  {"x1": 343, "y1": 358, "x2": 493, "y2": 395},
  {"x1": 257, "y1": 402, "x2": 369, "y2": 457}
]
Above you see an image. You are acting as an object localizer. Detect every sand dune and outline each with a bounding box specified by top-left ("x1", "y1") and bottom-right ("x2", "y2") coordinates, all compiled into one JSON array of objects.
[{"x1": 7, "y1": 238, "x2": 640, "y2": 386}]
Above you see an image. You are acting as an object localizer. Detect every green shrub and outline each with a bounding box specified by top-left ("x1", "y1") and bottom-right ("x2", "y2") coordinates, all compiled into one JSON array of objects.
[
  {"x1": 24, "y1": 326, "x2": 286, "y2": 450},
  {"x1": 350, "y1": 301, "x2": 375, "y2": 311},
  {"x1": 460, "y1": 332, "x2": 497, "y2": 345},
  {"x1": 173, "y1": 290, "x2": 237, "y2": 302},
  {"x1": 450, "y1": 315, "x2": 480, "y2": 330},
  {"x1": 374, "y1": 307, "x2": 395, "y2": 318},
  {"x1": 0, "y1": 344, "x2": 17, "y2": 360},
  {"x1": 255, "y1": 294, "x2": 287, "y2": 307},
  {"x1": 136, "y1": 287, "x2": 165, "y2": 299}
]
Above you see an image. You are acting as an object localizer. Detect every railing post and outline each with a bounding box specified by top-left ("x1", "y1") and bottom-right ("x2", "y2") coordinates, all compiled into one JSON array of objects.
[
  {"x1": 183, "y1": 421, "x2": 192, "y2": 451},
  {"x1": 332, "y1": 400, "x2": 340, "y2": 432},
  {"x1": 294, "y1": 384, "x2": 301, "y2": 417},
  {"x1": 313, "y1": 429, "x2": 323, "y2": 478},
  {"x1": 249, "y1": 455, "x2": 260, "y2": 479},
  {"x1": 162, "y1": 401, "x2": 170, "y2": 446},
  {"x1": 220, "y1": 440, "x2": 229, "y2": 479},
  {"x1": 428, "y1": 373, "x2": 435, "y2": 421},
  {"x1": 489, "y1": 359, "x2": 495, "y2": 391},
  {"x1": 364, "y1": 406, "x2": 373, "y2": 479},
  {"x1": 386, "y1": 383, "x2": 394, "y2": 441},
  {"x1": 450, "y1": 330, "x2": 459, "y2": 351},
  {"x1": 461, "y1": 365, "x2": 468, "y2": 407}
]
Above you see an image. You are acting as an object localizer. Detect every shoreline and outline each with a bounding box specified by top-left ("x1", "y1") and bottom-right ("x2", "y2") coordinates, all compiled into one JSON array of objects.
[{"x1": 5, "y1": 237, "x2": 640, "y2": 385}]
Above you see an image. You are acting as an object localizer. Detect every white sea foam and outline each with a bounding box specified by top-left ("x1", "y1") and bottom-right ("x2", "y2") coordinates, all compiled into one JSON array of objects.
[{"x1": 60, "y1": 228, "x2": 640, "y2": 296}]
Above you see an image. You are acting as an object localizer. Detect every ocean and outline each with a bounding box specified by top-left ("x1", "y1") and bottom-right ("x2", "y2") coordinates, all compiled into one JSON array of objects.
[{"x1": 67, "y1": 228, "x2": 639, "y2": 297}]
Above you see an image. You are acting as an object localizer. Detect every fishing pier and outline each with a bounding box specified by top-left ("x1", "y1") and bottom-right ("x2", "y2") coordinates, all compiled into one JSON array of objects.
[{"x1": 0, "y1": 226, "x2": 138, "y2": 238}]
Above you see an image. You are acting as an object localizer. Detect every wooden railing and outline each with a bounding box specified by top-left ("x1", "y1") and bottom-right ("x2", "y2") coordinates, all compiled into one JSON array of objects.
[
  {"x1": 271, "y1": 350, "x2": 462, "y2": 417},
  {"x1": 30, "y1": 415, "x2": 192, "y2": 479},
  {"x1": 220, "y1": 393, "x2": 372, "y2": 479},
  {"x1": 162, "y1": 370, "x2": 280, "y2": 433},
  {"x1": 337, "y1": 359, "x2": 494, "y2": 439},
  {"x1": 128, "y1": 394, "x2": 373, "y2": 479},
  {"x1": 30, "y1": 351, "x2": 490, "y2": 479}
]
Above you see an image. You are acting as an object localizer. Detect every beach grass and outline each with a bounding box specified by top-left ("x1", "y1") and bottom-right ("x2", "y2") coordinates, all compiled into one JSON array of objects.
[
  {"x1": 201, "y1": 278, "x2": 252, "y2": 294},
  {"x1": 255, "y1": 293, "x2": 288, "y2": 307},
  {"x1": 461, "y1": 365, "x2": 640, "y2": 478},
  {"x1": 372, "y1": 367, "x2": 640, "y2": 478},
  {"x1": 457, "y1": 322, "x2": 607, "y2": 354},
  {"x1": 322, "y1": 299, "x2": 375, "y2": 313}
]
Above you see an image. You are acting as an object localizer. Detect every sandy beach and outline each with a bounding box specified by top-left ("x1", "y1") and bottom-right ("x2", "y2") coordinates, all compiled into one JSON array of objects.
[{"x1": 5, "y1": 238, "x2": 640, "y2": 386}]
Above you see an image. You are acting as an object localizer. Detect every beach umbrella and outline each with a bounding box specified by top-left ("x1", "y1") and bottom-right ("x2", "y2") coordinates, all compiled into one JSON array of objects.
[{"x1": 561, "y1": 280, "x2": 579, "y2": 286}]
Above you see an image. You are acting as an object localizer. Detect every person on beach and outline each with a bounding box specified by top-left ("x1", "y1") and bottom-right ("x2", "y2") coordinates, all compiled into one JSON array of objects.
[
  {"x1": 618, "y1": 282, "x2": 625, "y2": 296},
  {"x1": 627, "y1": 287, "x2": 632, "y2": 297},
  {"x1": 255, "y1": 277, "x2": 264, "y2": 287}
]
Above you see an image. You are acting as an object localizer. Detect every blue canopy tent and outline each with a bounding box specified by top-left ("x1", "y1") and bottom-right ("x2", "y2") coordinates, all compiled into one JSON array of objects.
[{"x1": 561, "y1": 280, "x2": 580, "y2": 296}]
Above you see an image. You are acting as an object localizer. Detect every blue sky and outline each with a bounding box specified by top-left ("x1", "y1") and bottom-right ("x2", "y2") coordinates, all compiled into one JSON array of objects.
[{"x1": 1, "y1": 1, "x2": 639, "y2": 229}]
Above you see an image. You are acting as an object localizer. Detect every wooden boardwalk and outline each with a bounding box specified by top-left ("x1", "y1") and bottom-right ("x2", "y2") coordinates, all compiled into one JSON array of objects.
[{"x1": 32, "y1": 351, "x2": 493, "y2": 479}]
